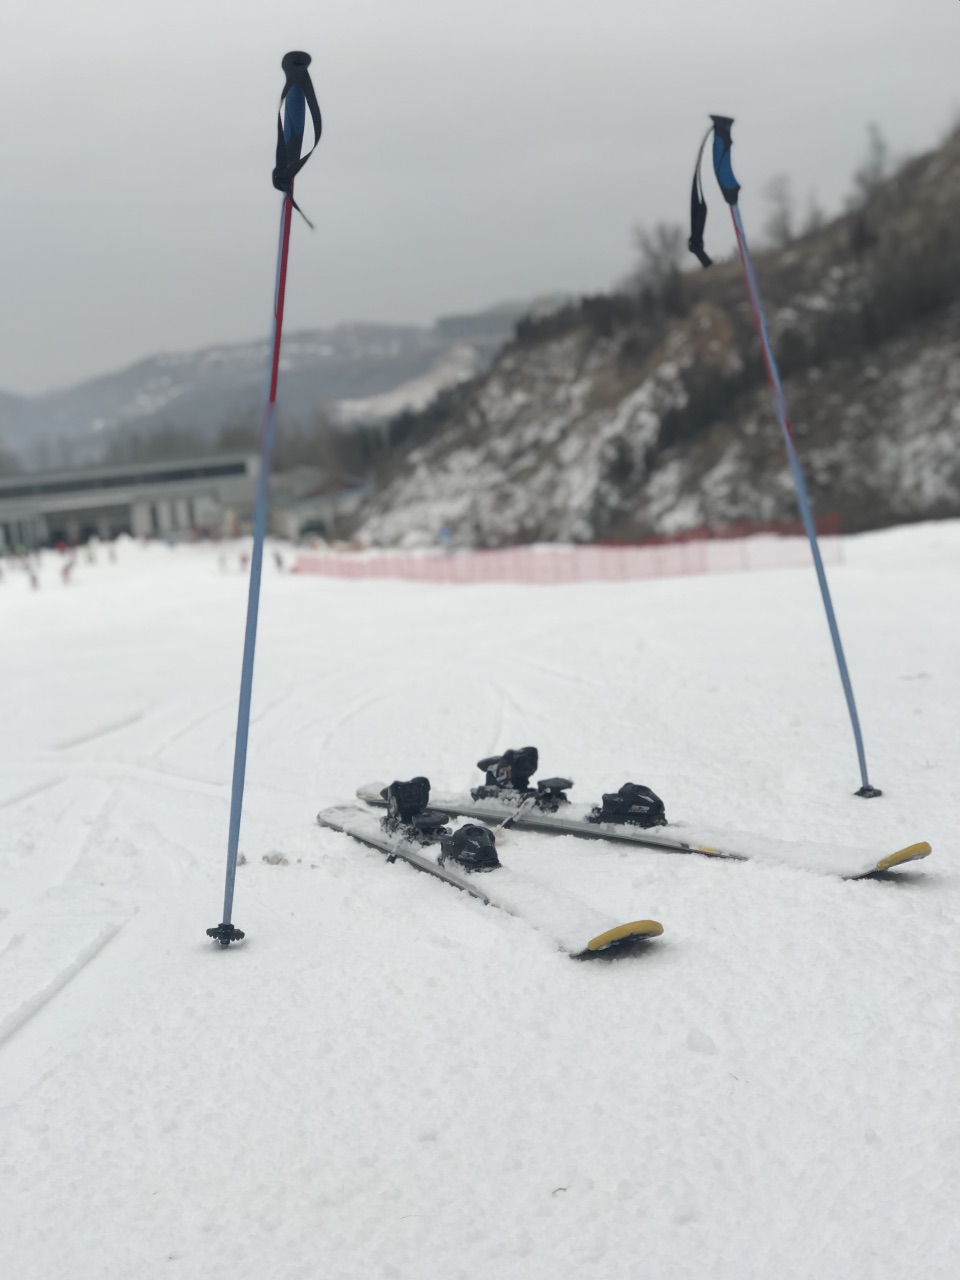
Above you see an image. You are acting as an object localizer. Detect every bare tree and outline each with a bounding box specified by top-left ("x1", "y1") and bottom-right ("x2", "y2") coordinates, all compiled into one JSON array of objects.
[
  {"x1": 848, "y1": 123, "x2": 890, "y2": 208},
  {"x1": 629, "y1": 222, "x2": 686, "y2": 294},
  {"x1": 625, "y1": 221, "x2": 688, "y2": 314},
  {"x1": 762, "y1": 174, "x2": 796, "y2": 249},
  {"x1": 800, "y1": 191, "x2": 826, "y2": 237}
]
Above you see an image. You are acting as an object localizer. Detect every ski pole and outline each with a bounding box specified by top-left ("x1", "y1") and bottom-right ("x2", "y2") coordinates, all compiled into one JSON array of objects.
[
  {"x1": 208, "y1": 52, "x2": 323, "y2": 948},
  {"x1": 688, "y1": 115, "x2": 880, "y2": 798}
]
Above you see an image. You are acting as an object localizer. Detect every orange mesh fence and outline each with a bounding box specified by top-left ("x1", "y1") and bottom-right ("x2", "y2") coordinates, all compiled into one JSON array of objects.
[{"x1": 292, "y1": 525, "x2": 842, "y2": 586}]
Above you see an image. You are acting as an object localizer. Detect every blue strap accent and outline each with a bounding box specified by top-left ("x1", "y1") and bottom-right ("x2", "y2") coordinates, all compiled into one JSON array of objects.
[
  {"x1": 284, "y1": 84, "x2": 306, "y2": 143},
  {"x1": 710, "y1": 115, "x2": 740, "y2": 205}
]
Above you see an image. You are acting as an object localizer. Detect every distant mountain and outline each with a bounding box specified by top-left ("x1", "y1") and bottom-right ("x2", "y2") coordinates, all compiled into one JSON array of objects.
[{"x1": 0, "y1": 299, "x2": 563, "y2": 470}]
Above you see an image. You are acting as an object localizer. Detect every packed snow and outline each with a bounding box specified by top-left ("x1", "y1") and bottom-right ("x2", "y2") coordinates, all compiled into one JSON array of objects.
[{"x1": 1, "y1": 524, "x2": 957, "y2": 1279}]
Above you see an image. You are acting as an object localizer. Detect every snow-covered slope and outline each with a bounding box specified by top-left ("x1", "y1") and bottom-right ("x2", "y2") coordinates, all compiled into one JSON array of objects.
[
  {"x1": 334, "y1": 343, "x2": 481, "y2": 424},
  {"x1": 1, "y1": 524, "x2": 958, "y2": 1278}
]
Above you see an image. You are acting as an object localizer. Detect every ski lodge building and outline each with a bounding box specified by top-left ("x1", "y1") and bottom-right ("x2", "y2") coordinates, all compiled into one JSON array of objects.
[{"x1": 0, "y1": 455, "x2": 256, "y2": 550}]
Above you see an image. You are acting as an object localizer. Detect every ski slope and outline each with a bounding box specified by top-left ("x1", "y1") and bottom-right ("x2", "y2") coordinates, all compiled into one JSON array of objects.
[{"x1": 1, "y1": 527, "x2": 957, "y2": 1280}]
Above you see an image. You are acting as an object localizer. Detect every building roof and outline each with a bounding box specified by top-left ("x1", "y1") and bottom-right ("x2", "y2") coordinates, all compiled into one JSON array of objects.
[{"x1": 0, "y1": 455, "x2": 255, "y2": 503}]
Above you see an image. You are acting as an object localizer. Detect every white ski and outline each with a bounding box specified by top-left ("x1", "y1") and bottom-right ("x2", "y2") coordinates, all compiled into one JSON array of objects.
[
  {"x1": 317, "y1": 804, "x2": 663, "y2": 958},
  {"x1": 356, "y1": 784, "x2": 931, "y2": 880}
]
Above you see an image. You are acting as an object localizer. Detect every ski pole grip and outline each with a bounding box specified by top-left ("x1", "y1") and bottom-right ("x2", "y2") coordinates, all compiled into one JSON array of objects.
[
  {"x1": 710, "y1": 115, "x2": 741, "y2": 205},
  {"x1": 282, "y1": 50, "x2": 312, "y2": 73},
  {"x1": 273, "y1": 50, "x2": 321, "y2": 198}
]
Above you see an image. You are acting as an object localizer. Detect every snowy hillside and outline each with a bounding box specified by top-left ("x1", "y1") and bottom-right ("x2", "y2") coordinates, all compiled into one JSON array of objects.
[
  {"x1": 354, "y1": 131, "x2": 960, "y2": 548},
  {"x1": 1, "y1": 524, "x2": 958, "y2": 1278},
  {"x1": 334, "y1": 343, "x2": 481, "y2": 425}
]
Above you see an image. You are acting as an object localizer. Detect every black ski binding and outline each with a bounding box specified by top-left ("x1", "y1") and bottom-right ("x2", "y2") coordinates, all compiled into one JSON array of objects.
[
  {"x1": 588, "y1": 782, "x2": 667, "y2": 829},
  {"x1": 438, "y1": 823, "x2": 501, "y2": 873},
  {"x1": 380, "y1": 776, "x2": 451, "y2": 844},
  {"x1": 471, "y1": 746, "x2": 539, "y2": 800},
  {"x1": 472, "y1": 747, "x2": 574, "y2": 813},
  {"x1": 206, "y1": 922, "x2": 245, "y2": 947},
  {"x1": 536, "y1": 776, "x2": 573, "y2": 812}
]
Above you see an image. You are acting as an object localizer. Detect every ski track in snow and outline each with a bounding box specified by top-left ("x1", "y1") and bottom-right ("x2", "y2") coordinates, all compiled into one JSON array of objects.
[
  {"x1": 147, "y1": 703, "x2": 231, "y2": 763},
  {"x1": 0, "y1": 774, "x2": 66, "y2": 812},
  {"x1": 54, "y1": 708, "x2": 147, "y2": 750},
  {"x1": 0, "y1": 533, "x2": 958, "y2": 1279},
  {"x1": 312, "y1": 683, "x2": 394, "y2": 757},
  {"x1": 0, "y1": 920, "x2": 125, "y2": 1050},
  {"x1": 18, "y1": 752, "x2": 228, "y2": 800}
]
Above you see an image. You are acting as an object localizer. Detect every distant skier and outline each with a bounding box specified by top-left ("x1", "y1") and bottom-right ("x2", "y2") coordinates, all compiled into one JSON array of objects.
[{"x1": 19, "y1": 553, "x2": 39, "y2": 589}]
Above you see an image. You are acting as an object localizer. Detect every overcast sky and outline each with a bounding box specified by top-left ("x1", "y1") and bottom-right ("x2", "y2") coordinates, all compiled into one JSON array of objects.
[{"x1": 0, "y1": 0, "x2": 955, "y2": 394}]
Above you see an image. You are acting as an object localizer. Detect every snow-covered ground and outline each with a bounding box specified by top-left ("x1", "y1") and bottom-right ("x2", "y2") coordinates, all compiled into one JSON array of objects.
[{"x1": 1, "y1": 526, "x2": 957, "y2": 1280}]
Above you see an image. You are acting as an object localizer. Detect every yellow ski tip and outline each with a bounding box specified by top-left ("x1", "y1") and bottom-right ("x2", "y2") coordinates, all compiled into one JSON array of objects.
[
  {"x1": 584, "y1": 920, "x2": 664, "y2": 952},
  {"x1": 875, "y1": 842, "x2": 932, "y2": 873}
]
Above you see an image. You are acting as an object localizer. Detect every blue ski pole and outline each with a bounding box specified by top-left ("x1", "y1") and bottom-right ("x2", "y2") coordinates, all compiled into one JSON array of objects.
[
  {"x1": 208, "y1": 52, "x2": 323, "y2": 948},
  {"x1": 688, "y1": 115, "x2": 880, "y2": 798}
]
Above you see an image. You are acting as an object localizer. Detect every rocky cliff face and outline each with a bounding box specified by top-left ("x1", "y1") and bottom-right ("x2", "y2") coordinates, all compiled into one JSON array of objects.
[{"x1": 355, "y1": 132, "x2": 960, "y2": 548}]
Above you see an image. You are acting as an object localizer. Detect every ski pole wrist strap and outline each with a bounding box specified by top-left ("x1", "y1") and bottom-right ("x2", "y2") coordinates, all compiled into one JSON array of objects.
[
  {"x1": 688, "y1": 114, "x2": 741, "y2": 268},
  {"x1": 272, "y1": 50, "x2": 323, "y2": 225},
  {"x1": 689, "y1": 127, "x2": 714, "y2": 267}
]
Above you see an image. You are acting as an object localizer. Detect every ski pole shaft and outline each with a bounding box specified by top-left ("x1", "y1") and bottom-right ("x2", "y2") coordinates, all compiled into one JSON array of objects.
[
  {"x1": 221, "y1": 193, "x2": 294, "y2": 930},
  {"x1": 711, "y1": 120, "x2": 878, "y2": 797}
]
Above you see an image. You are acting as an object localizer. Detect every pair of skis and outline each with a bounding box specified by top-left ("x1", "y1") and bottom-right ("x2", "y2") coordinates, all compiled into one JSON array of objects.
[
  {"x1": 317, "y1": 801, "x2": 664, "y2": 959},
  {"x1": 316, "y1": 747, "x2": 931, "y2": 960}
]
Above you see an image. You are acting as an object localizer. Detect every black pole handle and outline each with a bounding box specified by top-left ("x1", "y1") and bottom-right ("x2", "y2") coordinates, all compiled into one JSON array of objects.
[{"x1": 272, "y1": 50, "x2": 322, "y2": 201}]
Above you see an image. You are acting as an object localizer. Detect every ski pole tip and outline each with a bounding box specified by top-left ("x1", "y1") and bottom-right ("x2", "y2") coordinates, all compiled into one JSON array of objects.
[
  {"x1": 282, "y1": 50, "x2": 312, "y2": 72},
  {"x1": 206, "y1": 922, "x2": 246, "y2": 947},
  {"x1": 855, "y1": 785, "x2": 883, "y2": 799}
]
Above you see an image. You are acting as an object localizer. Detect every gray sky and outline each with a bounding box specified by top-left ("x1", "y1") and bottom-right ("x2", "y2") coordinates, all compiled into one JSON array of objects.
[{"x1": 0, "y1": 0, "x2": 956, "y2": 394}]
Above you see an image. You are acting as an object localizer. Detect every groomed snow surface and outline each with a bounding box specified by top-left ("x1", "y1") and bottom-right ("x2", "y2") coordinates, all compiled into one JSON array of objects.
[{"x1": 1, "y1": 525, "x2": 957, "y2": 1280}]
